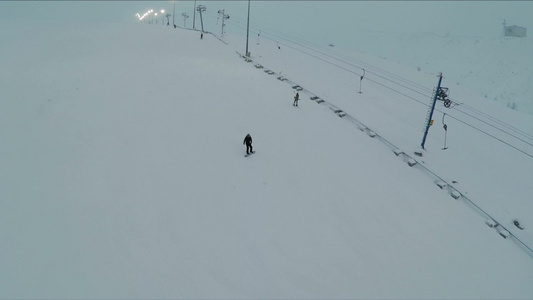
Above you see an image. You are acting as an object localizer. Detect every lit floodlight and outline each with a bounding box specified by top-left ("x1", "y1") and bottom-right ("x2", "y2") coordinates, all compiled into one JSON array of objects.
[{"x1": 161, "y1": 10, "x2": 165, "y2": 13}]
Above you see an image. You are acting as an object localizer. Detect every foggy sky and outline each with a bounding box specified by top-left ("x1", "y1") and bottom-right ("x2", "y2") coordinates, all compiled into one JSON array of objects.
[{"x1": 1, "y1": 1, "x2": 531, "y2": 43}]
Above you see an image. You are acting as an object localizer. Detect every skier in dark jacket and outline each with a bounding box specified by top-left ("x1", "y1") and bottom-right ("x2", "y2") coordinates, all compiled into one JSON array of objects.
[
  {"x1": 293, "y1": 92, "x2": 300, "y2": 107},
  {"x1": 243, "y1": 133, "x2": 253, "y2": 155}
]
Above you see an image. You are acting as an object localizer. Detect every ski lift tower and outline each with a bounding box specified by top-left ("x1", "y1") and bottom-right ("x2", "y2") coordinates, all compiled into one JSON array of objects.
[
  {"x1": 218, "y1": 9, "x2": 230, "y2": 36},
  {"x1": 196, "y1": 5, "x2": 207, "y2": 32},
  {"x1": 420, "y1": 73, "x2": 451, "y2": 150},
  {"x1": 182, "y1": 13, "x2": 189, "y2": 28}
]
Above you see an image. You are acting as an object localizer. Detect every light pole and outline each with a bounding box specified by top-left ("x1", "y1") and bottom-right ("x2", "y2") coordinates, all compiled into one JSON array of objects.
[
  {"x1": 161, "y1": 10, "x2": 165, "y2": 26},
  {"x1": 192, "y1": 0, "x2": 197, "y2": 30},
  {"x1": 245, "y1": 0, "x2": 251, "y2": 57},
  {"x1": 173, "y1": 1, "x2": 176, "y2": 27}
]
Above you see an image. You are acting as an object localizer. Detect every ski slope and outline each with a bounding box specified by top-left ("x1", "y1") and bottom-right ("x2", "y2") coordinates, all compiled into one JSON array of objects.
[{"x1": 1, "y1": 19, "x2": 532, "y2": 299}]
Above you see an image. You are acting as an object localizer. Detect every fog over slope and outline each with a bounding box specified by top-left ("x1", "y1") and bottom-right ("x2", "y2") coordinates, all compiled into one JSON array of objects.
[{"x1": 1, "y1": 11, "x2": 532, "y2": 300}]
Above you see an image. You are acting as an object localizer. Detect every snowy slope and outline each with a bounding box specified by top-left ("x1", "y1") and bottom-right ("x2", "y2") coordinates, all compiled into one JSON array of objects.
[
  {"x1": 330, "y1": 31, "x2": 533, "y2": 115},
  {"x1": 1, "y1": 20, "x2": 533, "y2": 299}
]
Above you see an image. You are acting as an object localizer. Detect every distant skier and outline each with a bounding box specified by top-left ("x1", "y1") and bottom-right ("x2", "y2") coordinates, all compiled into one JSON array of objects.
[
  {"x1": 243, "y1": 133, "x2": 253, "y2": 155},
  {"x1": 200, "y1": 32, "x2": 204, "y2": 39},
  {"x1": 293, "y1": 92, "x2": 299, "y2": 107}
]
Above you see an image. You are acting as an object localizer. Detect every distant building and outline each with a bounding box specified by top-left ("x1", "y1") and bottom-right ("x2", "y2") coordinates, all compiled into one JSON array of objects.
[{"x1": 503, "y1": 20, "x2": 527, "y2": 37}]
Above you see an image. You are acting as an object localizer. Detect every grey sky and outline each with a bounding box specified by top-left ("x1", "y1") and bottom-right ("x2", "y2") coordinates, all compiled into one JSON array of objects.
[{"x1": 1, "y1": 1, "x2": 531, "y2": 43}]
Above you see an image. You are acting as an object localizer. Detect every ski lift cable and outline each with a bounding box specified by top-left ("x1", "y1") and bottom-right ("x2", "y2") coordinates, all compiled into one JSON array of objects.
[
  {"x1": 447, "y1": 95, "x2": 533, "y2": 144},
  {"x1": 223, "y1": 17, "x2": 533, "y2": 157},
  {"x1": 436, "y1": 111, "x2": 533, "y2": 159},
  {"x1": 226, "y1": 20, "x2": 434, "y2": 101},
  {"x1": 444, "y1": 93, "x2": 533, "y2": 144},
  {"x1": 454, "y1": 102, "x2": 533, "y2": 141},
  {"x1": 254, "y1": 24, "x2": 533, "y2": 141},
  {"x1": 250, "y1": 34, "x2": 364, "y2": 78},
  {"x1": 450, "y1": 106, "x2": 533, "y2": 147},
  {"x1": 233, "y1": 17, "x2": 433, "y2": 93},
  {"x1": 227, "y1": 11, "x2": 533, "y2": 141},
  {"x1": 264, "y1": 30, "x2": 533, "y2": 152},
  {"x1": 264, "y1": 29, "x2": 433, "y2": 93},
  {"x1": 225, "y1": 16, "x2": 434, "y2": 97},
  {"x1": 258, "y1": 30, "x2": 434, "y2": 99},
  {"x1": 267, "y1": 32, "x2": 533, "y2": 155},
  {"x1": 258, "y1": 32, "x2": 434, "y2": 103},
  {"x1": 210, "y1": 16, "x2": 533, "y2": 163}
]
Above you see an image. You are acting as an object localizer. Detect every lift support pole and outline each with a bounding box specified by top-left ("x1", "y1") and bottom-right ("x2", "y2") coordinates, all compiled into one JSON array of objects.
[{"x1": 421, "y1": 73, "x2": 443, "y2": 150}]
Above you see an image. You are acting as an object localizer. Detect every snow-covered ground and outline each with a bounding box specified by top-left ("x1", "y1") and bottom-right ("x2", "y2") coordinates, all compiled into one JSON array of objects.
[
  {"x1": 1, "y1": 19, "x2": 532, "y2": 298},
  {"x1": 338, "y1": 31, "x2": 533, "y2": 115}
]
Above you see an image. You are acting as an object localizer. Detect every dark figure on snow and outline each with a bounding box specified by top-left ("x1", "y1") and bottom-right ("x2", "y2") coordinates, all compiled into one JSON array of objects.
[
  {"x1": 243, "y1": 134, "x2": 253, "y2": 154},
  {"x1": 293, "y1": 92, "x2": 300, "y2": 107},
  {"x1": 201, "y1": 33, "x2": 204, "y2": 39}
]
